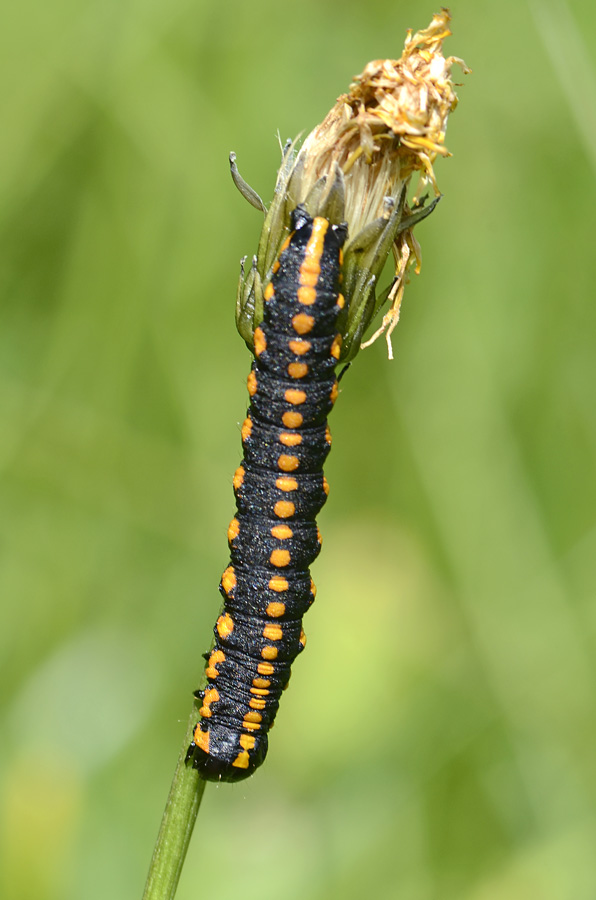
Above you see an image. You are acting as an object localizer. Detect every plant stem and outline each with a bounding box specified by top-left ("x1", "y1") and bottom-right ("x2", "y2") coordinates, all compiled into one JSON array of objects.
[{"x1": 142, "y1": 702, "x2": 206, "y2": 900}]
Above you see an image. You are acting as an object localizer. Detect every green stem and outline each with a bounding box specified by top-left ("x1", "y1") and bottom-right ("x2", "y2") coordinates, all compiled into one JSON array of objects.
[{"x1": 142, "y1": 701, "x2": 206, "y2": 900}]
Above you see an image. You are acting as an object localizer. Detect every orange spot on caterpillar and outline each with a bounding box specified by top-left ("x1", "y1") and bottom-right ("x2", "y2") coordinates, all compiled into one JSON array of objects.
[
  {"x1": 261, "y1": 645, "x2": 278, "y2": 660},
  {"x1": 331, "y1": 334, "x2": 342, "y2": 359},
  {"x1": 279, "y1": 431, "x2": 302, "y2": 447},
  {"x1": 330, "y1": 382, "x2": 339, "y2": 405},
  {"x1": 269, "y1": 575, "x2": 289, "y2": 592},
  {"x1": 266, "y1": 601, "x2": 286, "y2": 617},
  {"x1": 271, "y1": 233, "x2": 293, "y2": 274},
  {"x1": 193, "y1": 727, "x2": 209, "y2": 753},
  {"x1": 288, "y1": 362, "x2": 309, "y2": 378},
  {"x1": 292, "y1": 313, "x2": 315, "y2": 335},
  {"x1": 271, "y1": 524, "x2": 293, "y2": 539},
  {"x1": 279, "y1": 234, "x2": 292, "y2": 253},
  {"x1": 270, "y1": 549, "x2": 291, "y2": 567},
  {"x1": 282, "y1": 411, "x2": 303, "y2": 428},
  {"x1": 278, "y1": 454, "x2": 299, "y2": 472},
  {"x1": 297, "y1": 286, "x2": 317, "y2": 305},
  {"x1": 199, "y1": 687, "x2": 220, "y2": 718},
  {"x1": 289, "y1": 339, "x2": 311, "y2": 355},
  {"x1": 285, "y1": 388, "x2": 307, "y2": 405},
  {"x1": 274, "y1": 500, "x2": 295, "y2": 518},
  {"x1": 221, "y1": 567, "x2": 236, "y2": 596},
  {"x1": 216, "y1": 612, "x2": 234, "y2": 639},
  {"x1": 254, "y1": 327, "x2": 266, "y2": 356},
  {"x1": 232, "y1": 750, "x2": 250, "y2": 768},
  {"x1": 227, "y1": 518, "x2": 240, "y2": 544},
  {"x1": 263, "y1": 623, "x2": 283, "y2": 641},
  {"x1": 257, "y1": 662, "x2": 275, "y2": 676},
  {"x1": 243, "y1": 710, "x2": 263, "y2": 729},
  {"x1": 249, "y1": 697, "x2": 267, "y2": 710},
  {"x1": 263, "y1": 282, "x2": 274, "y2": 301},
  {"x1": 205, "y1": 649, "x2": 225, "y2": 679},
  {"x1": 276, "y1": 476, "x2": 298, "y2": 492},
  {"x1": 299, "y1": 218, "x2": 328, "y2": 295},
  {"x1": 233, "y1": 466, "x2": 245, "y2": 491},
  {"x1": 247, "y1": 371, "x2": 257, "y2": 396},
  {"x1": 241, "y1": 417, "x2": 252, "y2": 442}
]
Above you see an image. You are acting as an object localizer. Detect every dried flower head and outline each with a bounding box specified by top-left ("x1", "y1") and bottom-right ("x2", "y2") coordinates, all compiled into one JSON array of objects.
[{"x1": 234, "y1": 8, "x2": 468, "y2": 361}]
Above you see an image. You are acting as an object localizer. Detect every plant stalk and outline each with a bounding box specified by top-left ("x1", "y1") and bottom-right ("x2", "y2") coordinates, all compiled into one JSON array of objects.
[{"x1": 142, "y1": 702, "x2": 206, "y2": 900}]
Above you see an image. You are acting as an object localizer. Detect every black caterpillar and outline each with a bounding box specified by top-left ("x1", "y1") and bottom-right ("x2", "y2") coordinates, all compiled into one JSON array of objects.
[{"x1": 186, "y1": 206, "x2": 347, "y2": 782}]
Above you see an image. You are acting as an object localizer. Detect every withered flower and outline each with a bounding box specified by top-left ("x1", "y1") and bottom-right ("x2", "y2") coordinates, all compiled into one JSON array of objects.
[{"x1": 234, "y1": 8, "x2": 469, "y2": 361}]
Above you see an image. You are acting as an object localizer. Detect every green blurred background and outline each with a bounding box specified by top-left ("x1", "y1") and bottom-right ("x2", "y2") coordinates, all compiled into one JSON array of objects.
[{"x1": 2, "y1": 0, "x2": 595, "y2": 897}]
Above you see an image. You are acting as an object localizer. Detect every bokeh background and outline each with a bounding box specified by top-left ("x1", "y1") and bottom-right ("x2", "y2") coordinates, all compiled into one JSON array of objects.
[{"x1": 2, "y1": 0, "x2": 596, "y2": 897}]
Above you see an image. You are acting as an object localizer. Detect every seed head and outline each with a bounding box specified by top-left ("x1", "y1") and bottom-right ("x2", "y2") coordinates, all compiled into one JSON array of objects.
[{"x1": 235, "y1": 9, "x2": 469, "y2": 361}]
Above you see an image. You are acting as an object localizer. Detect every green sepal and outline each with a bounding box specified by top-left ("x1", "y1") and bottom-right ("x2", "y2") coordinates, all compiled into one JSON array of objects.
[
  {"x1": 300, "y1": 165, "x2": 346, "y2": 226},
  {"x1": 336, "y1": 273, "x2": 378, "y2": 363},
  {"x1": 229, "y1": 152, "x2": 267, "y2": 213},
  {"x1": 339, "y1": 187, "x2": 407, "y2": 362},
  {"x1": 256, "y1": 142, "x2": 302, "y2": 284},
  {"x1": 235, "y1": 256, "x2": 262, "y2": 352},
  {"x1": 396, "y1": 194, "x2": 441, "y2": 234},
  {"x1": 236, "y1": 147, "x2": 299, "y2": 350}
]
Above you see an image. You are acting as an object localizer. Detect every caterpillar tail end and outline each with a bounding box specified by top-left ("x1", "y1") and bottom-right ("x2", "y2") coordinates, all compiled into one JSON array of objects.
[{"x1": 185, "y1": 723, "x2": 268, "y2": 783}]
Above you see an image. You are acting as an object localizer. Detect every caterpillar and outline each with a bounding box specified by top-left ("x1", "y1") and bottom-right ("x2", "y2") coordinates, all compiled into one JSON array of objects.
[{"x1": 186, "y1": 206, "x2": 347, "y2": 782}]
